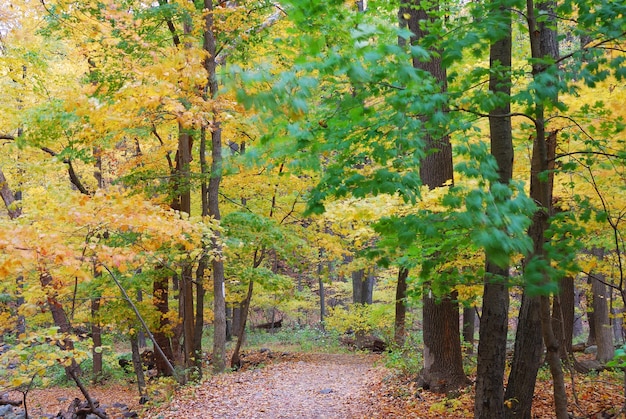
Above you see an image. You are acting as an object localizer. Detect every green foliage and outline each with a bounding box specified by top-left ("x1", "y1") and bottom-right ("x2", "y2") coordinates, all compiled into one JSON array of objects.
[
  {"x1": 244, "y1": 326, "x2": 343, "y2": 353},
  {"x1": 383, "y1": 333, "x2": 423, "y2": 375}
]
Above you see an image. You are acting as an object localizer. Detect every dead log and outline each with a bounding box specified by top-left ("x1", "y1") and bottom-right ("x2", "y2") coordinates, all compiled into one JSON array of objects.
[
  {"x1": 0, "y1": 395, "x2": 22, "y2": 406},
  {"x1": 253, "y1": 318, "x2": 283, "y2": 331}
]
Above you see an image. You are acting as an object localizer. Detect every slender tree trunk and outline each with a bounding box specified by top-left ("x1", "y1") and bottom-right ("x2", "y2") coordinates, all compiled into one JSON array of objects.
[
  {"x1": 153, "y1": 271, "x2": 174, "y2": 376},
  {"x1": 552, "y1": 275, "x2": 574, "y2": 360},
  {"x1": 40, "y1": 272, "x2": 104, "y2": 417},
  {"x1": 231, "y1": 278, "x2": 254, "y2": 368},
  {"x1": 475, "y1": 4, "x2": 513, "y2": 416},
  {"x1": 91, "y1": 296, "x2": 103, "y2": 383},
  {"x1": 394, "y1": 267, "x2": 409, "y2": 347},
  {"x1": 462, "y1": 307, "x2": 475, "y2": 354},
  {"x1": 130, "y1": 333, "x2": 147, "y2": 400},
  {"x1": 590, "y1": 265, "x2": 614, "y2": 362},
  {"x1": 586, "y1": 273, "x2": 597, "y2": 346},
  {"x1": 194, "y1": 255, "x2": 208, "y2": 377},
  {"x1": 137, "y1": 289, "x2": 147, "y2": 348},
  {"x1": 181, "y1": 264, "x2": 195, "y2": 374},
  {"x1": 204, "y1": 0, "x2": 226, "y2": 373},
  {"x1": 318, "y1": 250, "x2": 326, "y2": 325}
]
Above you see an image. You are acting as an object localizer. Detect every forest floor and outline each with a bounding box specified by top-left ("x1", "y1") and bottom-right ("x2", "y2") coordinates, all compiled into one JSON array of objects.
[
  {"x1": 142, "y1": 349, "x2": 625, "y2": 419},
  {"x1": 5, "y1": 349, "x2": 625, "y2": 418}
]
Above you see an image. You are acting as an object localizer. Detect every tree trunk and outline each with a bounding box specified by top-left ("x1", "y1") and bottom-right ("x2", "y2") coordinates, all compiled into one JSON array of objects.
[
  {"x1": 586, "y1": 273, "x2": 597, "y2": 346},
  {"x1": 507, "y1": 1, "x2": 568, "y2": 417},
  {"x1": 231, "y1": 278, "x2": 254, "y2": 368},
  {"x1": 394, "y1": 267, "x2": 408, "y2": 347},
  {"x1": 91, "y1": 296, "x2": 103, "y2": 383},
  {"x1": 0, "y1": 167, "x2": 22, "y2": 219},
  {"x1": 400, "y1": 0, "x2": 466, "y2": 393},
  {"x1": 152, "y1": 272, "x2": 174, "y2": 376},
  {"x1": 462, "y1": 306, "x2": 475, "y2": 354},
  {"x1": 194, "y1": 255, "x2": 208, "y2": 377},
  {"x1": 352, "y1": 269, "x2": 374, "y2": 305},
  {"x1": 475, "y1": 265, "x2": 510, "y2": 417},
  {"x1": 504, "y1": 294, "x2": 543, "y2": 419},
  {"x1": 475, "y1": 5, "x2": 513, "y2": 415},
  {"x1": 318, "y1": 251, "x2": 326, "y2": 325},
  {"x1": 181, "y1": 264, "x2": 195, "y2": 374},
  {"x1": 130, "y1": 333, "x2": 146, "y2": 400},
  {"x1": 573, "y1": 287, "x2": 583, "y2": 337},
  {"x1": 420, "y1": 290, "x2": 469, "y2": 392},
  {"x1": 203, "y1": 0, "x2": 227, "y2": 374},
  {"x1": 590, "y1": 266, "x2": 614, "y2": 362},
  {"x1": 137, "y1": 289, "x2": 147, "y2": 348},
  {"x1": 552, "y1": 276, "x2": 574, "y2": 359}
]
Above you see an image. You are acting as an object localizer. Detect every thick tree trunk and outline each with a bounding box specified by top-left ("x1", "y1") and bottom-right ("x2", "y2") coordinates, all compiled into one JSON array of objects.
[
  {"x1": 475, "y1": 265, "x2": 510, "y2": 417},
  {"x1": 474, "y1": 5, "x2": 513, "y2": 415},
  {"x1": 400, "y1": 0, "x2": 466, "y2": 393},
  {"x1": 420, "y1": 290, "x2": 469, "y2": 392},
  {"x1": 352, "y1": 269, "x2": 374, "y2": 305},
  {"x1": 394, "y1": 267, "x2": 409, "y2": 347},
  {"x1": 504, "y1": 294, "x2": 543, "y2": 419}
]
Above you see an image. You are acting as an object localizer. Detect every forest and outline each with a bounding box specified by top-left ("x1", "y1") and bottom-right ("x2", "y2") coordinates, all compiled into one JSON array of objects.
[{"x1": 0, "y1": 0, "x2": 625, "y2": 418}]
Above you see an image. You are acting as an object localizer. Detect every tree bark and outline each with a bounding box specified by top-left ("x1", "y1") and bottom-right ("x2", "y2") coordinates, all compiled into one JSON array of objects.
[
  {"x1": 552, "y1": 275, "x2": 574, "y2": 359},
  {"x1": 0, "y1": 167, "x2": 22, "y2": 219},
  {"x1": 130, "y1": 333, "x2": 147, "y2": 400},
  {"x1": 181, "y1": 264, "x2": 195, "y2": 374},
  {"x1": 91, "y1": 296, "x2": 103, "y2": 383},
  {"x1": 194, "y1": 255, "x2": 208, "y2": 377},
  {"x1": 504, "y1": 294, "x2": 543, "y2": 419},
  {"x1": 352, "y1": 269, "x2": 374, "y2": 305},
  {"x1": 400, "y1": 0, "x2": 466, "y2": 393},
  {"x1": 231, "y1": 278, "x2": 254, "y2": 368},
  {"x1": 204, "y1": 0, "x2": 227, "y2": 373},
  {"x1": 462, "y1": 306, "x2": 475, "y2": 354},
  {"x1": 507, "y1": 1, "x2": 568, "y2": 417},
  {"x1": 152, "y1": 271, "x2": 174, "y2": 376},
  {"x1": 590, "y1": 267, "x2": 614, "y2": 362},
  {"x1": 318, "y1": 250, "x2": 326, "y2": 325},
  {"x1": 475, "y1": 4, "x2": 513, "y2": 416},
  {"x1": 420, "y1": 290, "x2": 468, "y2": 392},
  {"x1": 394, "y1": 267, "x2": 409, "y2": 347}
]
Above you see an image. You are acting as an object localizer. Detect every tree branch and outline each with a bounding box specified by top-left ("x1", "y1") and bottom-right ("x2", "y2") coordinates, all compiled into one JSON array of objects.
[{"x1": 215, "y1": 4, "x2": 285, "y2": 65}]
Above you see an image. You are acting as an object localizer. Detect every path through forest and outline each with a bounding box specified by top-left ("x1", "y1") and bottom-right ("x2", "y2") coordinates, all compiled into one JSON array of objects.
[{"x1": 146, "y1": 353, "x2": 389, "y2": 419}]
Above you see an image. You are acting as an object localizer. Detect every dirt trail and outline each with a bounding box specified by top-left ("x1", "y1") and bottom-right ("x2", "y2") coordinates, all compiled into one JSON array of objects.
[{"x1": 147, "y1": 353, "x2": 389, "y2": 419}]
